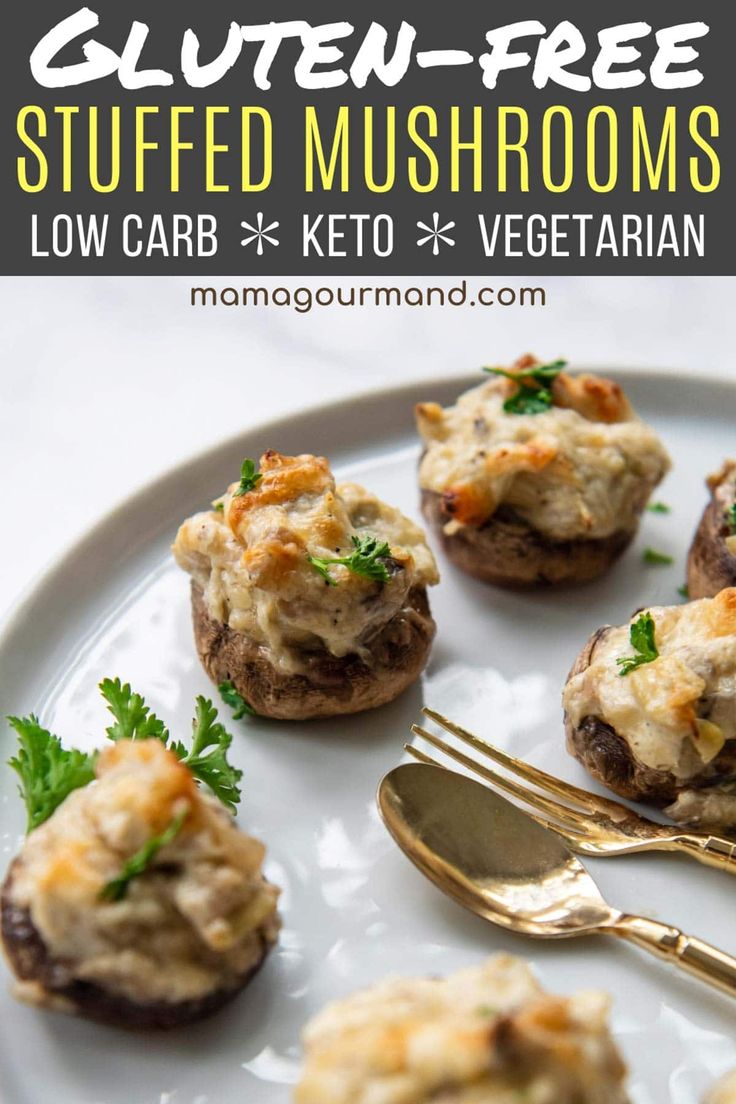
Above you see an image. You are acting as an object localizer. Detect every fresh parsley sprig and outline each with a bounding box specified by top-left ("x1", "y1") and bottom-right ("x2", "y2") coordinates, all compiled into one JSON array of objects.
[
  {"x1": 646, "y1": 501, "x2": 671, "y2": 514},
  {"x1": 99, "y1": 808, "x2": 188, "y2": 903},
  {"x1": 98, "y1": 691, "x2": 243, "y2": 899},
  {"x1": 102, "y1": 681, "x2": 243, "y2": 813},
  {"x1": 728, "y1": 502, "x2": 736, "y2": 535},
  {"x1": 219, "y1": 680, "x2": 256, "y2": 720},
  {"x1": 483, "y1": 359, "x2": 567, "y2": 415},
  {"x1": 308, "y1": 533, "x2": 392, "y2": 586},
  {"x1": 8, "y1": 683, "x2": 244, "y2": 834},
  {"x1": 7, "y1": 717, "x2": 96, "y2": 832},
  {"x1": 234, "y1": 458, "x2": 262, "y2": 496},
  {"x1": 617, "y1": 612, "x2": 659, "y2": 677},
  {"x1": 100, "y1": 677, "x2": 169, "y2": 743},
  {"x1": 169, "y1": 697, "x2": 243, "y2": 813}
]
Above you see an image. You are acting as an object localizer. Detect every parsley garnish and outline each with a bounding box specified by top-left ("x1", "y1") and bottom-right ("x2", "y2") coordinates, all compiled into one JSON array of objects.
[
  {"x1": 234, "y1": 458, "x2": 262, "y2": 496},
  {"x1": 728, "y1": 503, "x2": 736, "y2": 534},
  {"x1": 646, "y1": 502, "x2": 671, "y2": 514},
  {"x1": 100, "y1": 677, "x2": 169, "y2": 743},
  {"x1": 8, "y1": 684, "x2": 243, "y2": 833},
  {"x1": 101, "y1": 680, "x2": 242, "y2": 813},
  {"x1": 100, "y1": 808, "x2": 188, "y2": 902},
  {"x1": 677, "y1": 583, "x2": 689, "y2": 599},
  {"x1": 169, "y1": 697, "x2": 243, "y2": 814},
  {"x1": 643, "y1": 547, "x2": 674, "y2": 566},
  {"x1": 219, "y1": 680, "x2": 256, "y2": 719},
  {"x1": 308, "y1": 534, "x2": 392, "y2": 586},
  {"x1": 483, "y1": 359, "x2": 567, "y2": 415},
  {"x1": 617, "y1": 612, "x2": 659, "y2": 676},
  {"x1": 7, "y1": 716, "x2": 96, "y2": 832},
  {"x1": 213, "y1": 501, "x2": 224, "y2": 512}
]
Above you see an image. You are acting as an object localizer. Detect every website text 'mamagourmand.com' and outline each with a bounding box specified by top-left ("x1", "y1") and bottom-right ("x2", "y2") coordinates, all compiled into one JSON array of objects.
[{"x1": 189, "y1": 281, "x2": 546, "y2": 314}]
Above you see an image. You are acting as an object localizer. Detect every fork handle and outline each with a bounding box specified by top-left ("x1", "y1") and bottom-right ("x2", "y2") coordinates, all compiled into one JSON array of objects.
[
  {"x1": 672, "y1": 832, "x2": 736, "y2": 874},
  {"x1": 612, "y1": 914, "x2": 736, "y2": 998}
]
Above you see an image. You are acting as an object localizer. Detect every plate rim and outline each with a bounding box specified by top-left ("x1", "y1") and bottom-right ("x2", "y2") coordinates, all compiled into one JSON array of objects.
[
  {"x1": 1, "y1": 365, "x2": 735, "y2": 1101},
  {"x1": 2, "y1": 363, "x2": 733, "y2": 660}
]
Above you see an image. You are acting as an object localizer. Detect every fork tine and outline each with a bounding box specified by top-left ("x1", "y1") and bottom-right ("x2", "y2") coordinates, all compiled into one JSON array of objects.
[
  {"x1": 406, "y1": 737, "x2": 570, "y2": 825},
  {"x1": 526, "y1": 811, "x2": 599, "y2": 849},
  {"x1": 404, "y1": 743, "x2": 447, "y2": 770},
  {"x1": 527, "y1": 812, "x2": 646, "y2": 857},
  {"x1": 408, "y1": 736, "x2": 611, "y2": 852},
  {"x1": 410, "y1": 724, "x2": 601, "y2": 836},
  {"x1": 422, "y1": 707, "x2": 633, "y2": 821}
]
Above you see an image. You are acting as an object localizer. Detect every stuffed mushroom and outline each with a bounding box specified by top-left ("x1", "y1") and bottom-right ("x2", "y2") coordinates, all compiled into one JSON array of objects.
[
  {"x1": 687, "y1": 459, "x2": 736, "y2": 599},
  {"x1": 1, "y1": 682, "x2": 280, "y2": 1028},
  {"x1": 173, "y1": 450, "x2": 439, "y2": 720},
  {"x1": 563, "y1": 589, "x2": 736, "y2": 831},
  {"x1": 295, "y1": 955, "x2": 629, "y2": 1104},
  {"x1": 416, "y1": 356, "x2": 670, "y2": 587}
]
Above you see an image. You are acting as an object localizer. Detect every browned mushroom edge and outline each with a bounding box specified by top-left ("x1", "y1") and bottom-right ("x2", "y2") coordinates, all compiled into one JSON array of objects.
[
  {"x1": 421, "y1": 489, "x2": 634, "y2": 589},
  {"x1": 191, "y1": 581, "x2": 436, "y2": 720}
]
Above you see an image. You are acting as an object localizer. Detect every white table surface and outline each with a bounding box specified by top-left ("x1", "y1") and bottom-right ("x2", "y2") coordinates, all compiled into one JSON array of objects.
[{"x1": 1, "y1": 274, "x2": 733, "y2": 622}]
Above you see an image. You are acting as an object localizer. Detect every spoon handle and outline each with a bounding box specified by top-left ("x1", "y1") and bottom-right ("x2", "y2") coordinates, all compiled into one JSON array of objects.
[{"x1": 612, "y1": 914, "x2": 736, "y2": 998}]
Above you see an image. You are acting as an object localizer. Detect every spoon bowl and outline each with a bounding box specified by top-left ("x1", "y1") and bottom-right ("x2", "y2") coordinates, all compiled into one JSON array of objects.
[
  {"x1": 378, "y1": 762, "x2": 736, "y2": 997},
  {"x1": 379, "y1": 762, "x2": 615, "y2": 936}
]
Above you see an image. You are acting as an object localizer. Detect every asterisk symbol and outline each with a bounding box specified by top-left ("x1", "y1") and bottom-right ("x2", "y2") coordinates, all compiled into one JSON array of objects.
[
  {"x1": 416, "y1": 212, "x2": 456, "y2": 255},
  {"x1": 240, "y1": 212, "x2": 280, "y2": 254}
]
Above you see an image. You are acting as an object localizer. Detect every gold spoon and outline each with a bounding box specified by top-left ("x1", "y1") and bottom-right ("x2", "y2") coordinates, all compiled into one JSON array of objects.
[{"x1": 378, "y1": 762, "x2": 736, "y2": 998}]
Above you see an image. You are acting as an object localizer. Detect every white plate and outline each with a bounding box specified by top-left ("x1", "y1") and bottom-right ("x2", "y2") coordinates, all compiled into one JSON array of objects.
[{"x1": 1, "y1": 371, "x2": 735, "y2": 1104}]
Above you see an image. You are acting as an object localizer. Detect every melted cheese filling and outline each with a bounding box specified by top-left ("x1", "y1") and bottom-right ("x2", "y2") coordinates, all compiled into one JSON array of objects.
[
  {"x1": 9, "y1": 741, "x2": 280, "y2": 1006},
  {"x1": 296, "y1": 955, "x2": 627, "y2": 1104},
  {"x1": 563, "y1": 589, "x2": 736, "y2": 779},
  {"x1": 665, "y1": 786, "x2": 736, "y2": 832},
  {"x1": 417, "y1": 373, "x2": 669, "y2": 540},
  {"x1": 173, "y1": 452, "x2": 439, "y2": 674}
]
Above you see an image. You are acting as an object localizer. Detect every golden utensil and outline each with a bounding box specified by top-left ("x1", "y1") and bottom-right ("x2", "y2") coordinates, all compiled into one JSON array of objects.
[
  {"x1": 378, "y1": 761, "x2": 736, "y2": 998},
  {"x1": 405, "y1": 707, "x2": 736, "y2": 875}
]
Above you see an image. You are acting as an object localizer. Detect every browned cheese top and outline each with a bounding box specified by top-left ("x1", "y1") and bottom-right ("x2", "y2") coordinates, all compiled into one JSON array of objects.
[
  {"x1": 296, "y1": 955, "x2": 628, "y2": 1104},
  {"x1": 174, "y1": 451, "x2": 438, "y2": 673},
  {"x1": 9, "y1": 740, "x2": 280, "y2": 1006},
  {"x1": 417, "y1": 359, "x2": 670, "y2": 540}
]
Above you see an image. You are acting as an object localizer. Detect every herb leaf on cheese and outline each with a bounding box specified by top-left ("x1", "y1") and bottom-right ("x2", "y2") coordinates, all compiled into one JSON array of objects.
[
  {"x1": 484, "y1": 359, "x2": 567, "y2": 415},
  {"x1": 617, "y1": 612, "x2": 659, "y2": 676},
  {"x1": 234, "y1": 458, "x2": 262, "y2": 496},
  {"x1": 308, "y1": 534, "x2": 392, "y2": 586},
  {"x1": 100, "y1": 809, "x2": 188, "y2": 902}
]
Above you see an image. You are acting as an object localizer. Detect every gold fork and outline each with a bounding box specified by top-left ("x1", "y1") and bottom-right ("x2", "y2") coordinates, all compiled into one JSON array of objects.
[{"x1": 407, "y1": 707, "x2": 736, "y2": 876}]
